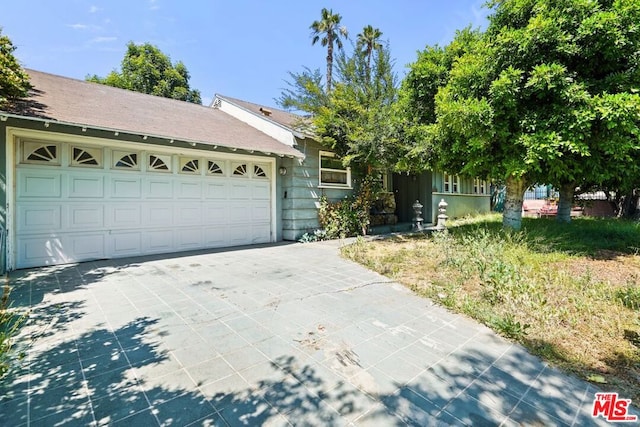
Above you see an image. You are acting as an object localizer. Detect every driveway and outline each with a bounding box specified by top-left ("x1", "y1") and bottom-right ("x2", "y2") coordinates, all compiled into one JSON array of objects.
[{"x1": 2, "y1": 240, "x2": 634, "y2": 426}]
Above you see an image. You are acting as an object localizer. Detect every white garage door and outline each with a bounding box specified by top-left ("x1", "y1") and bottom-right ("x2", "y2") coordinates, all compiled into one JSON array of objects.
[{"x1": 14, "y1": 138, "x2": 273, "y2": 269}]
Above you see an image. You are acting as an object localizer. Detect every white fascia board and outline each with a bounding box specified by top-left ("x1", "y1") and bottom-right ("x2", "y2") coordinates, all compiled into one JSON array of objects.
[{"x1": 216, "y1": 99, "x2": 297, "y2": 147}]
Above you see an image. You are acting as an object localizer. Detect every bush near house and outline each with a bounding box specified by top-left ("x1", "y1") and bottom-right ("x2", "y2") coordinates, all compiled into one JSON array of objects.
[
  {"x1": 342, "y1": 214, "x2": 640, "y2": 403},
  {"x1": 318, "y1": 175, "x2": 383, "y2": 239}
]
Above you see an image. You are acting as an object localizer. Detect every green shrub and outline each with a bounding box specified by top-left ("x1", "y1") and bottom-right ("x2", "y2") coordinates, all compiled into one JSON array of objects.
[{"x1": 318, "y1": 174, "x2": 381, "y2": 239}]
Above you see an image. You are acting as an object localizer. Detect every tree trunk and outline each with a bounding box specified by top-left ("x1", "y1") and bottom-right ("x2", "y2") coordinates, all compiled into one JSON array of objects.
[
  {"x1": 326, "y1": 40, "x2": 333, "y2": 93},
  {"x1": 619, "y1": 189, "x2": 640, "y2": 219},
  {"x1": 502, "y1": 175, "x2": 527, "y2": 230},
  {"x1": 556, "y1": 183, "x2": 574, "y2": 223}
]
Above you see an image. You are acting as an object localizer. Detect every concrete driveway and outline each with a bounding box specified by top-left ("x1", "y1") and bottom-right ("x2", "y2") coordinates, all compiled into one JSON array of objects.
[{"x1": 2, "y1": 240, "x2": 634, "y2": 426}]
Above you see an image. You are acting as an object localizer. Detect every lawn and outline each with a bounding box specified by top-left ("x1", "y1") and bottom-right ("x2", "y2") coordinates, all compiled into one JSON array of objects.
[{"x1": 342, "y1": 214, "x2": 640, "y2": 403}]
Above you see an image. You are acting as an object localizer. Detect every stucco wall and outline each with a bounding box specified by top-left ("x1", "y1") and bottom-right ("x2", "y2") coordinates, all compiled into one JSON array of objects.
[{"x1": 281, "y1": 139, "x2": 353, "y2": 241}]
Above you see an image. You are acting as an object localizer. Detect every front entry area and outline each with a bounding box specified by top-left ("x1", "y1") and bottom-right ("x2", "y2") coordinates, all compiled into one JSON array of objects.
[{"x1": 11, "y1": 132, "x2": 274, "y2": 269}]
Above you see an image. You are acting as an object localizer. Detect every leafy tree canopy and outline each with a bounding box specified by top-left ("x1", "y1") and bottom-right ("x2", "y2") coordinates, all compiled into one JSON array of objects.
[
  {"x1": 402, "y1": 0, "x2": 640, "y2": 228},
  {"x1": 87, "y1": 42, "x2": 201, "y2": 104},
  {"x1": 279, "y1": 40, "x2": 402, "y2": 172},
  {"x1": 0, "y1": 28, "x2": 31, "y2": 108}
]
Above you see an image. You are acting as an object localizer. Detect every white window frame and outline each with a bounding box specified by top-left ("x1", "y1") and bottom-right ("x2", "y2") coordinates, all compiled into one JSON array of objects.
[
  {"x1": 474, "y1": 178, "x2": 487, "y2": 195},
  {"x1": 319, "y1": 151, "x2": 351, "y2": 188},
  {"x1": 443, "y1": 172, "x2": 460, "y2": 193}
]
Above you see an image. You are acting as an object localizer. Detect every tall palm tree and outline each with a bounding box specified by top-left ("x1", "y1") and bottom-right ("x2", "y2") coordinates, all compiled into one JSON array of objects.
[
  {"x1": 310, "y1": 8, "x2": 348, "y2": 93},
  {"x1": 357, "y1": 25, "x2": 383, "y2": 77}
]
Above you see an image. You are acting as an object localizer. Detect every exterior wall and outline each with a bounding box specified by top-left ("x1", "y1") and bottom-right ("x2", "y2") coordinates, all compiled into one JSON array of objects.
[
  {"x1": 216, "y1": 100, "x2": 296, "y2": 147},
  {"x1": 281, "y1": 138, "x2": 354, "y2": 240},
  {"x1": 431, "y1": 170, "x2": 491, "y2": 223},
  {"x1": 431, "y1": 193, "x2": 491, "y2": 223}
]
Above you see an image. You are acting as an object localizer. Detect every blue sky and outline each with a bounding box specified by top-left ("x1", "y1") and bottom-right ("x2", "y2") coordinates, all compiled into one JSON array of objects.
[{"x1": 2, "y1": 1, "x2": 490, "y2": 107}]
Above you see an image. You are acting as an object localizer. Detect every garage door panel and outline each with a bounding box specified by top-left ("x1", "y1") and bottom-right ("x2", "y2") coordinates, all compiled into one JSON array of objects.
[
  {"x1": 112, "y1": 177, "x2": 142, "y2": 198},
  {"x1": 204, "y1": 181, "x2": 229, "y2": 200},
  {"x1": 230, "y1": 181, "x2": 251, "y2": 200},
  {"x1": 175, "y1": 205, "x2": 202, "y2": 225},
  {"x1": 18, "y1": 236, "x2": 68, "y2": 267},
  {"x1": 228, "y1": 205, "x2": 251, "y2": 223},
  {"x1": 71, "y1": 234, "x2": 105, "y2": 260},
  {"x1": 18, "y1": 205, "x2": 62, "y2": 232},
  {"x1": 18, "y1": 172, "x2": 61, "y2": 198},
  {"x1": 69, "y1": 174, "x2": 104, "y2": 198},
  {"x1": 251, "y1": 204, "x2": 270, "y2": 221},
  {"x1": 176, "y1": 228, "x2": 203, "y2": 249},
  {"x1": 69, "y1": 205, "x2": 104, "y2": 228},
  {"x1": 145, "y1": 178, "x2": 174, "y2": 199},
  {"x1": 252, "y1": 182, "x2": 270, "y2": 200},
  {"x1": 110, "y1": 232, "x2": 142, "y2": 256},
  {"x1": 204, "y1": 205, "x2": 228, "y2": 225},
  {"x1": 227, "y1": 225, "x2": 251, "y2": 246},
  {"x1": 144, "y1": 205, "x2": 173, "y2": 225},
  {"x1": 204, "y1": 226, "x2": 227, "y2": 247},
  {"x1": 107, "y1": 205, "x2": 141, "y2": 228},
  {"x1": 252, "y1": 224, "x2": 271, "y2": 244},
  {"x1": 177, "y1": 181, "x2": 202, "y2": 199},
  {"x1": 144, "y1": 230, "x2": 174, "y2": 253}
]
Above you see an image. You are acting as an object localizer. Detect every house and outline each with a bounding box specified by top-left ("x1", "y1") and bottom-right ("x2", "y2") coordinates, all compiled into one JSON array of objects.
[
  {"x1": 211, "y1": 95, "x2": 354, "y2": 241},
  {"x1": 0, "y1": 69, "x2": 491, "y2": 272},
  {"x1": 215, "y1": 95, "x2": 492, "y2": 230},
  {"x1": 0, "y1": 70, "x2": 354, "y2": 271}
]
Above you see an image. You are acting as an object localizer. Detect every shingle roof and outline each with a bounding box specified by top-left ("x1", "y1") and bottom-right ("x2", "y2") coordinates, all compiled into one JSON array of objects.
[
  {"x1": 215, "y1": 94, "x2": 313, "y2": 136},
  {"x1": 1, "y1": 70, "x2": 303, "y2": 158}
]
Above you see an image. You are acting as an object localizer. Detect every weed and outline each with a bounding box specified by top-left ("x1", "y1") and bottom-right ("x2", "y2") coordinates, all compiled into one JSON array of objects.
[
  {"x1": 0, "y1": 284, "x2": 28, "y2": 378},
  {"x1": 490, "y1": 314, "x2": 530, "y2": 340},
  {"x1": 616, "y1": 286, "x2": 640, "y2": 311}
]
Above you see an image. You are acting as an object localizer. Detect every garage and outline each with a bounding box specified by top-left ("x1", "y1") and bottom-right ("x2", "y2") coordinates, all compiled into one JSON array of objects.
[{"x1": 12, "y1": 135, "x2": 274, "y2": 268}]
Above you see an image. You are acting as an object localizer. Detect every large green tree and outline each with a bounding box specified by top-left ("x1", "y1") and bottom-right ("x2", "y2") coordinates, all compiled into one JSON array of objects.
[
  {"x1": 279, "y1": 39, "x2": 401, "y2": 172},
  {"x1": 310, "y1": 8, "x2": 348, "y2": 93},
  {"x1": 0, "y1": 28, "x2": 31, "y2": 108},
  {"x1": 403, "y1": 0, "x2": 640, "y2": 229},
  {"x1": 87, "y1": 42, "x2": 201, "y2": 104}
]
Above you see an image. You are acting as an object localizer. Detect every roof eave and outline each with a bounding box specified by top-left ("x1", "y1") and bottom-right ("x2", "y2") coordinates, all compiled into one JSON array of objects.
[{"x1": 0, "y1": 112, "x2": 304, "y2": 159}]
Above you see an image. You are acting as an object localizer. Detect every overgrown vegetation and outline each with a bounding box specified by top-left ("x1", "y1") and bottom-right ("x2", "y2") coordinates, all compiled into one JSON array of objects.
[
  {"x1": 0, "y1": 283, "x2": 27, "y2": 378},
  {"x1": 318, "y1": 175, "x2": 381, "y2": 239},
  {"x1": 342, "y1": 214, "x2": 640, "y2": 402}
]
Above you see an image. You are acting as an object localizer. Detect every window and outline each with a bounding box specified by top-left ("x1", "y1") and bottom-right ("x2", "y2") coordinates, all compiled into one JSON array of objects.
[
  {"x1": 474, "y1": 178, "x2": 487, "y2": 195},
  {"x1": 233, "y1": 164, "x2": 247, "y2": 176},
  {"x1": 253, "y1": 165, "x2": 267, "y2": 178},
  {"x1": 207, "y1": 160, "x2": 224, "y2": 175},
  {"x1": 443, "y1": 172, "x2": 460, "y2": 193},
  {"x1": 319, "y1": 151, "x2": 351, "y2": 188},
  {"x1": 113, "y1": 152, "x2": 139, "y2": 169},
  {"x1": 180, "y1": 158, "x2": 199, "y2": 174},
  {"x1": 71, "y1": 146, "x2": 101, "y2": 167},
  {"x1": 22, "y1": 141, "x2": 60, "y2": 164},
  {"x1": 148, "y1": 154, "x2": 171, "y2": 172}
]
